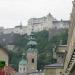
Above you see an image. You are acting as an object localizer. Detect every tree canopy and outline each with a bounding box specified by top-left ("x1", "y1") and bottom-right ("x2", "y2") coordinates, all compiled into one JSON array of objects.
[{"x1": 9, "y1": 29, "x2": 68, "y2": 70}]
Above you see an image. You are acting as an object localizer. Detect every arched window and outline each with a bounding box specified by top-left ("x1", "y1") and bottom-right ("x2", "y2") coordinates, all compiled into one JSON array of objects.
[
  {"x1": 23, "y1": 67, "x2": 25, "y2": 71},
  {"x1": 32, "y1": 58, "x2": 34, "y2": 63}
]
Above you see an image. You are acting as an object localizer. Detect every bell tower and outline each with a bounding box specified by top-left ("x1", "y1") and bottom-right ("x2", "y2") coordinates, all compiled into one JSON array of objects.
[
  {"x1": 19, "y1": 53, "x2": 27, "y2": 74},
  {"x1": 27, "y1": 27, "x2": 38, "y2": 73}
]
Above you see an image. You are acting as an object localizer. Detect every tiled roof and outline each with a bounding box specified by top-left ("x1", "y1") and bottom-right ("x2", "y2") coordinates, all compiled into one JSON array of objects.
[
  {"x1": 44, "y1": 63, "x2": 64, "y2": 69},
  {"x1": 4, "y1": 65, "x2": 16, "y2": 72},
  {"x1": 19, "y1": 59, "x2": 27, "y2": 65}
]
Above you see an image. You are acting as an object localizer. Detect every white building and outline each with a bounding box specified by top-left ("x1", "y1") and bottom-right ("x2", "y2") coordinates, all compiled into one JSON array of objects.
[
  {"x1": 28, "y1": 13, "x2": 56, "y2": 32},
  {"x1": 19, "y1": 53, "x2": 28, "y2": 74},
  {"x1": 0, "y1": 13, "x2": 70, "y2": 35},
  {"x1": 52, "y1": 20, "x2": 70, "y2": 29},
  {"x1": 3, "y1": 26, "x2": 28, "y2": 35}
]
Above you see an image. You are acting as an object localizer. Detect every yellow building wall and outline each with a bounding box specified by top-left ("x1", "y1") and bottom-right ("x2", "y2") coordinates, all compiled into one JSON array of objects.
[
  {"x1": 44, "y1": 68, "x2": 64, "y2": 75},
  {"x1": 44, "y1": 68, "x2": 56, "y2": 75},
  {"x1": 56, "y1": 68, "x2": 64, "y2": 75},
  {"x1": 0, "y1": 48, "x2": 9, "y2": 66}
]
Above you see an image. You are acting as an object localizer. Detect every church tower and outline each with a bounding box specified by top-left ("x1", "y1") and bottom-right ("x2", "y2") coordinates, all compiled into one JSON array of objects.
[
  {"x1": 19, "y1": 53, "x2": 28, "y2": 74},
  {"x1": 27, "y1": 30, "x2": 38, "y2": 73}
]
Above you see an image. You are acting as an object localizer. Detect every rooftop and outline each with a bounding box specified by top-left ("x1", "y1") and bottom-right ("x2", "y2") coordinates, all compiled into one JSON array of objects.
[
  {"x1": 19, "y1": 59, "x2": 27, "y2": 65},
  {"x1": 44, "y1": 63, "x2": 64, "y2": 69}
]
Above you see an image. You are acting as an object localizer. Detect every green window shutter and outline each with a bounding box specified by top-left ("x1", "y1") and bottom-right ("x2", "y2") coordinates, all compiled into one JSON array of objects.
[{"x1": 0, "y1": 61, "x2": 5, "y2": 69}]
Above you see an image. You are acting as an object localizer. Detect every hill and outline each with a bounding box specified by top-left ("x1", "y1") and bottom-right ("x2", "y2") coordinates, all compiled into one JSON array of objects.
[{"x1": 8, "y1": 28, "x2": 68, "y2": 70}]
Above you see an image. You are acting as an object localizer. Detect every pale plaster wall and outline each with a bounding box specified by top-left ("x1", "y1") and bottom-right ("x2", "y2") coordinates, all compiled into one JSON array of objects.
[
  {"x1": 0, "y1": 48, "x2": 9, "y2": 66},
  {"x1": 44, "y1": 68, "x2": 64, "y2": 75},
  {"x1": 27, "y1": 52, "x2": 37, "y2": 73}
]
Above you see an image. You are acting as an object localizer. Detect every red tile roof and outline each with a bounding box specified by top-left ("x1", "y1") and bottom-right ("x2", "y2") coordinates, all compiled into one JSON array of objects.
[{"x1": 0, "y1": 65, "x2": 16, "y2": 75}]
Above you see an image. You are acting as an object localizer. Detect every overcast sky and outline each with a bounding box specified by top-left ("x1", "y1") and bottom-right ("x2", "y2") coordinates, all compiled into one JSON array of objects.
[{"x1": 0, "y1": 0, "x2": 73, "y2": 28}]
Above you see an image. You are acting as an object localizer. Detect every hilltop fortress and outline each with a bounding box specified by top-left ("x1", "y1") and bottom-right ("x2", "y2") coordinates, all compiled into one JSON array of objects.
[{"x1": 0, "y1": 13, "x2": 70, "y2": 35}]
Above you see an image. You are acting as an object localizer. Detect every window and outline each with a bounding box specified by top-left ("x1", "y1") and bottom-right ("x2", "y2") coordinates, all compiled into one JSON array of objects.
[
  {"x1": 23, "y1": 68, "x2": 25, "y2": 71},
  {"x1": 59, "y1": 55, "x2": 60, "y2": 57},
  {"x1": 60, "y1": 72, "x2": 62, "y2": 74},
  {"x1": 32, "y1": 58, "x2": 34, "y2": 63},
  {"x1": 62, "y1": 56, "x2": 63, "y2": 58},
  {"x1": 20, "y1": 68, "x2": 21, "y2": 71},
  {"x1": 0, "y1": 61, "x2": 5, "y2": 68}
]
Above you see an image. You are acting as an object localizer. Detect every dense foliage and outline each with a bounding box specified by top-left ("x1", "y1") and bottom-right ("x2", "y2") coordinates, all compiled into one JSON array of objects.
[{"x1": 9, "y1": 29, "x2": 68, "y2": 70}]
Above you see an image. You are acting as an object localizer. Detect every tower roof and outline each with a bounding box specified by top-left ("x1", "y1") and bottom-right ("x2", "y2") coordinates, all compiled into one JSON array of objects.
[
  {"x1": 19, "y1": 53, "x2": 27, "y2": 65},
  {"x1": 19, "y1": 59, "x2": 27, "y2": 65},
  {"x1": 27, "y1": 48, "x2": 37, "y2": 52},
  {"x1": 27, "y1": 40, "x2": 37, "y2": 45},
  {"x1": 27, "y1": 31, "x2": 37, "y2": 52}
]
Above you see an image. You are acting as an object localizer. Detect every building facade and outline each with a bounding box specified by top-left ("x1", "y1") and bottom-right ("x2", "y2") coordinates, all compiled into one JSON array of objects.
[
  {"x1": 0, "y1": 48, "x2": 9, "y2": 66},
  {"x1": 64, "y1": 0, "x2": 75, "y2": 75},
  {"x1": 52, "y1": 20, "x2": 70, "y2": 29},
  {"x1": 28, "y1": 13, "x2": 56, "y2": 32},
  {"x1": 19, "y1": 53, "x2": 28, "y2": 74},
  {"x1": 18, "y1": 32, "x2": 38, "y2": 75},
  {"x1": 0, "y1": 13, "x2": 70, "y2": 35},
  {"x1": 44, "y1": 45, "x2": 67, "y2": 75},
  {"x1": 44, "y1": 64, "x2": 64, "y2": 75}
]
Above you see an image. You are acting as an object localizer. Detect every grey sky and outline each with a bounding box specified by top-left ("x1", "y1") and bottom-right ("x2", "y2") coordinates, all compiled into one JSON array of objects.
[{"x1": 0, "y1": 0, "x2": 73, "y2": 28}]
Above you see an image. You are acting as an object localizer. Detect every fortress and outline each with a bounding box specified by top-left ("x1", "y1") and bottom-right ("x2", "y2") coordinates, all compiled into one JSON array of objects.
[{"x1": 0, "y1": 13, "x2": 70, "y2": 35}]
